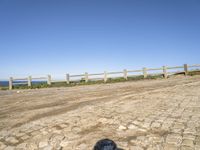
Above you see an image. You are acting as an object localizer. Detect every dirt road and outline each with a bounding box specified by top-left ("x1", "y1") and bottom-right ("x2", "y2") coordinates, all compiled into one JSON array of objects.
[{"x1": 0, "y1": 75, "x2": 200, "y2": 149}]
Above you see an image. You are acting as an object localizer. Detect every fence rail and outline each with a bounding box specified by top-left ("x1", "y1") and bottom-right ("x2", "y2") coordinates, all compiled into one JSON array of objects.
[{"x1": 8, "y1": 64, "x2": 200, "y2": 90}]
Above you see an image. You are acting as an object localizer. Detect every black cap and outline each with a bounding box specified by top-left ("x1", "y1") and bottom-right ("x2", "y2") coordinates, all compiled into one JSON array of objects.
[{"x1": 93, "y1": 139, "x2": 121, "y2": 150}]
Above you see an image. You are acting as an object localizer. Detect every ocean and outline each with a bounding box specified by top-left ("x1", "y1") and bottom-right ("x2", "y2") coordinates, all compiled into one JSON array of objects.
[
  {"x1": 0, "y1": 81, "x2": 46, "y2": 87},
  {"x1": 0, "y1": 81, "x2": 9, "y2": 87}
]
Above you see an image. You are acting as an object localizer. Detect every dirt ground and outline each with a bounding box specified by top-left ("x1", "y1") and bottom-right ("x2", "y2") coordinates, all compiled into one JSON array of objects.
[{"x1": 0, "y1": 75, "x2": 200, "y2": 150}]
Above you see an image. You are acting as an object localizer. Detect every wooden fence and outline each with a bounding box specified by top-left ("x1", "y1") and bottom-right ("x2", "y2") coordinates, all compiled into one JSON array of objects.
[{"x1": 8, "y1": 64, "x2": 200, "y2": 90}]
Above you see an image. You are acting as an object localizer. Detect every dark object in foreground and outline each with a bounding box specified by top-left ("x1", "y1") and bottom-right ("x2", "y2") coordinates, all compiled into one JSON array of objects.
[{"x1": 93, "y1": 139, "x2": 123, "y2": 150}]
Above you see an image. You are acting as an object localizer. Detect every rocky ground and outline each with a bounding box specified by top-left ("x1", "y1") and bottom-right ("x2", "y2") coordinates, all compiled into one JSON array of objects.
[{"x1": 0, "y1": 75, "x2": 200, "y2": 150}]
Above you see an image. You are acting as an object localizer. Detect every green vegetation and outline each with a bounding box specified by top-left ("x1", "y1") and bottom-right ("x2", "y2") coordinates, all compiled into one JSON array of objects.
[
  {"x1": 188, "y1": 70, "x2": 200, "y2": 76},
  {"x1": 13, "y1": 82, "x2": 49, "y2": 89},
  {"x1": 0, "y1": 87, "x2": 8, "y2": 90}
]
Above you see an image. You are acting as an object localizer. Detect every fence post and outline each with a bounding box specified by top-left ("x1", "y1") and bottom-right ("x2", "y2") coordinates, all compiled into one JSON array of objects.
[
  {"x1": 47, "y1": 75, "x2": 51, "y2": 85},
  {"x1": 163, "y1": 66, "x2": 167, "y2": 78},
  {"x1": 28, "y1": 76, "x2": 32, "y2": 87},
  {"x1": 9, "y1": 77, "x2": 13, "y2": 90},
  {"x1": 66, "y1": 74, "x2": 70, "y2": 84},
  {"x1": 104, "y1": 71, "x2": 107, "y2": 83},
  {"x1": 143, "y1": 67, "x2": 147, "y2": 78},
  {"x1": 85, "y1": 72, "x2": 89, "y2": 83},
  {"x1": 184, "y1": 64, "x2": 188, "y2": 76},
  {"x1": 123, "y1": 69, "x2": 128, "y2": 80}
]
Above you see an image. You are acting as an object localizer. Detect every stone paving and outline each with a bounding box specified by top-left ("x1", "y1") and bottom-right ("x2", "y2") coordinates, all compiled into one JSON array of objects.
[{"x1": 0, "y1": 76, "x2": 200, "y2": 149}]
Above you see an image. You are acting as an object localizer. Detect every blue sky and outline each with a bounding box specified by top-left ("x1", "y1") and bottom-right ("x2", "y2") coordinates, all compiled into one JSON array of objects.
[{"x1": 0, "y1": 0, "x2": 200, "y2": 80}]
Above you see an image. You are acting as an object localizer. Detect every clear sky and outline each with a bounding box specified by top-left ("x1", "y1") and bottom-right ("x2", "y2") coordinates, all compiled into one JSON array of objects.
[{"x1": 0, "y1": 0, "x2": 200, "y2": 80}]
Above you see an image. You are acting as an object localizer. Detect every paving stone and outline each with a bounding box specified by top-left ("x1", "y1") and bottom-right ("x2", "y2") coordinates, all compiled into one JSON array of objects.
[
  {"x1": 195, "y1": 145, "x2": 200, "y2": 150},
  {"x1": 142, "y1": 122, "x2": 151, "y2": 129},
  {"x1": 117, "y1": 141, "x2": 128, "y2": 149},
  {"x1": 118, "y1": 125, "x2": 127, "y2": 130},
  {"x1": 42, "y1": 145, "x2": 53, "y2": 150},
  {"x1": 180, "y1": 146, "x2": 193, "y2": 150},
  {"x1": 20, "y1": 134, "x2": 30, "y2": 140},
  {"x1": 163, "y1": 143, "x2": 178, "y2": 150},
  {"x1": 16, "y1": 142, "x2": 27, "y2": 149},
  {"x1": 5, "y1": 136, "x2": 19, "y2": 144},
  {"x1": 182, "y1": 134, "x2": 195, "y2": 140},
  {"x1": 151, "y1": 122, "x2": 161, "y2": 129},
  {"x1": 0, "y1": 130, "x2": 10, "y2": 138},
  {"x1": 15, "y1": 132, "x2": 25, "y2": 137},
  {"x1": 196, "y1": 140, "x2": 200, "y2": 146},
  {"x1": 4, "y1": 146, "x2": 15, "y2": 150},
  {"x1": 40, "y1": 129, "x2": 49, "y2": 136},
  {"x1": 60, "y1": 139, "x2": 69, "y2": 147},
  {"x1": 132, "y1": 120, "x2": 142, "y2": 126},
  {"x1": 59, "y1": 123, "x2": 68, "y2": 128},
  {"x1": 182, "y1": 139, "x2": 194, "y2": 148},
  {"x1": 1, "y1": 76, "x2": 200, "y2": 149},
  {"x1": 0, "y1": 141, "x2": 7, "y2": 149},
  {"x1": 129, "y1": 145, "x2": 144, "y2": 150},
  {"x1": 76, "y1": 143, "x2": 87, "y2": 150},
  {"x1": 166, "y1": 134, "x2": 182, "y2": 145},
  {"x1": 39, "y1": 140, "x2": 49, "y2": 148},
  {"x1": 49, "y1": 134, "x2": 65, "y2": 149},
  {"x1": 98, "y1": 118, "x2": 108, "y2": 124},
  {"x1": 173, "y1": 123, "x2": 185, "y2": 129},
  {"x1": 31, "y1": 131, "x2": 41, "y2": 136},
  {"x1": 26, "y1": 142, "x2": 38, "y2": 150},
  {"x1": 128, "y1": 124, "x2": 138, "y2": 130},
  {"x1": 71, "y1": 126, "x2": 82, "y2": 133}
]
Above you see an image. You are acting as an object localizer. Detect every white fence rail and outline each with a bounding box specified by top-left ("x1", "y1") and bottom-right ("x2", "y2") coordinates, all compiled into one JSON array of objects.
[{"x1": 8, "y1": 64, "x2": 200, "y2": 90}]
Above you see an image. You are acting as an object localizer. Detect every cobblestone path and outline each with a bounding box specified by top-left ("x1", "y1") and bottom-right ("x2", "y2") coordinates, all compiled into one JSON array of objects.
[{"x1": 0, "y1": 76, "x2": 200, "y2": 150}]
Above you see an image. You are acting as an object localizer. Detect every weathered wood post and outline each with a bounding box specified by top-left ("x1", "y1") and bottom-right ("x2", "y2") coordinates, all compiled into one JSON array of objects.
[
  {"x1": 66, "y1": 74, "x2": 70, "y2": 84},
  {"x1": 28, "y1": 76, "x2": 32, "y2": 87},
  {"x1": 143, "y1": 67, "x2": 147, "y2": 78},
  {"x1": 123, "y1": 69, "x2": 128, "y2": 80},
  {"x1": 47, "y1": 75, "x2": 51, "y2": 85},
  {"x1": 184, "y1": 64, "x2": 188, "y2": 76},
  {"x1": 9, "y1": 77, "x2": 13, "y2": 90},
  {"x1": 104, "y1": 71, "x2": 107, "y2": 83},
  {"x1": 85, "y1": 72, "x2": 89, "y2": 83},
  {"x1": 163, "y1": 66, "x2": 167, "y2": 78}
]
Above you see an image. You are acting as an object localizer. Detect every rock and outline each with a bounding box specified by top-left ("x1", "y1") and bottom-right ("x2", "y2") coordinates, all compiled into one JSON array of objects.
[
  {"x1": 16, "y1": 142, "x2": 27, "y2": 149},
  {"x1": 4, "y1": 146, "x2": 15, "y2": 150},
  {"x1": 42, "y1": 145, "x2": 53, "y2": 150},
  {"x1": 129, "y1": 146, "x2": 144, "y2": 150},
  {"x1": 128, "y1": 124, "x2": 138, "y2": 130},
  {"x1": 118, "y1": 125, "x2": 127, "y2": 130},
  {"x1": 195, "y1": 145, "x2": 200, "y2": 150},
  {"x1": 60, "y1": 139, "x2": 69, "y2": 147},
  {"x1": 5, "y1": 136, "x2": 19, "y2": 144},
  {"x1": 77, "y1": 143, "x2": 87, "y2": 150},
  {"x1": 20, "y1": 135, "x2": 30, "y2": 140},
  {"x1": 39, "y1": 140, "x2": 49, "y2": 148},
  {"x1": 26, "y1": 143, "x2": 38, "y2": 150},
  {"x1": 142, "y1": 122, "x2": 151, "y2": 129},
  {"x1": 166, "y1": 134, "x2": 182, "y2": 145},
  {"x1": 151, "y1": 122, "x2": 161, "y2": 129},
  {"x1": 182, "y1": 139, "x2": 194, "y2": 148},
  {"x1": 180, "y1": 146, "x2": 193, "y2": 150},
  {"x1": 0, "y1": 141, "x2": 6, "y2": 149},
  {"x1": 98, "y1": 118, "x2": 108, "y2": 124},
  {"x1": 71, "y1": 126, "x2": 82, "y2": 134},
  {"x1": 49, "y1": 134, "x2": 65, "y2": 149},
  {"x1": 183, "y1": 134, "x2": 195, "y2": 140},
  {"x1": 117, "y1": 141, "x2": 128, "y2": 150}
]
